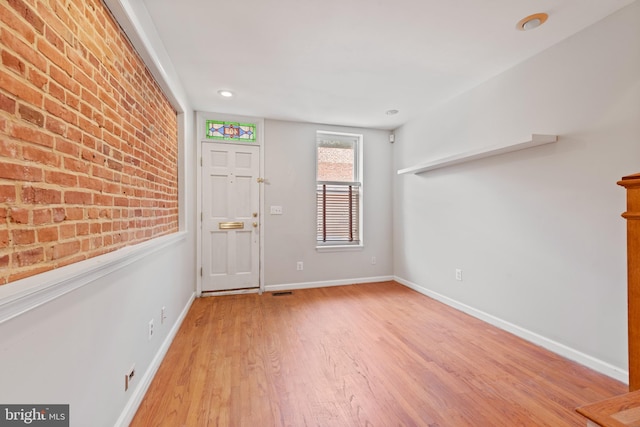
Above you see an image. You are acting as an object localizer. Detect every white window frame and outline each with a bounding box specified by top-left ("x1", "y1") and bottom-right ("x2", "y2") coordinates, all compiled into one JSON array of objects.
[{"x1": 315, "y1": 131, "x2": 363, "y2": 251}]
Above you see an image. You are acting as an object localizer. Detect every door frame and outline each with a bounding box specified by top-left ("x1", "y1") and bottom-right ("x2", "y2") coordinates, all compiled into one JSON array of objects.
[{"x1": 196, "y1": 112, "x2": 265, "y2": 296}]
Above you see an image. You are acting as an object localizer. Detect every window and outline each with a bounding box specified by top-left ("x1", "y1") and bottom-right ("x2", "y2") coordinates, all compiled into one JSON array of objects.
[{"x1": 316, "y1": 131, "x2": 362, "y2": 247}]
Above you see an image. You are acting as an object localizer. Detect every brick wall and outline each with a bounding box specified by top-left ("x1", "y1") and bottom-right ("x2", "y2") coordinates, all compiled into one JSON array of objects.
[{"x1": 0, "y1": 0, "x2": 179, "y2": 285}]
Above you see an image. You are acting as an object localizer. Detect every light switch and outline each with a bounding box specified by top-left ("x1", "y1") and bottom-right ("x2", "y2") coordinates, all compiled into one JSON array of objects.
[{"x1": 270, "y1": 206, "x2": 283, "y2": 215}]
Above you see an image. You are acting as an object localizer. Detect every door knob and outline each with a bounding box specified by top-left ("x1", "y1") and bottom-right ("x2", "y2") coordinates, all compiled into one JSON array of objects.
[{"x1": 252, "y1": 222, "x2": 258, "y2": 228}]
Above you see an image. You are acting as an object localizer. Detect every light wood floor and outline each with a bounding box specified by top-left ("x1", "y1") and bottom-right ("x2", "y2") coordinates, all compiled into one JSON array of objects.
[{"x1": 131, "y1": 281, "x2": 626, "y2": 426}]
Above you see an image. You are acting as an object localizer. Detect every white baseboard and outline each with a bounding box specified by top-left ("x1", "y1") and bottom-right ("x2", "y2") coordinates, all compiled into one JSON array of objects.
[
  {"x1": 264, "y1": 275, "x2": 394, "y2": 292},
  {"x1": 394, "y1": 276, "x2": 629, "y2": 384},
  {"x1": 114, "y1": 291, "x2": 196, "y2": 427}
]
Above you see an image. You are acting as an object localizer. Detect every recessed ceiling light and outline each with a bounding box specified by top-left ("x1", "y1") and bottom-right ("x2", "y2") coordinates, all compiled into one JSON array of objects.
[
  {"x1": 386, "y1": 109, "x2": 399, "y2": 115},
  {"x1": 516, "y1": 13, "x2": 548, "y2": 31},
  {"x1": 218, "y1": 90, "x2": 234, "y2": 98}
]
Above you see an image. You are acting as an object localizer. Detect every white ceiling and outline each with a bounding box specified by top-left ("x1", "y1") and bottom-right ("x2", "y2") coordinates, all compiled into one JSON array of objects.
[{"x1": 138, "y1": 0, "x2": 635, "y2": 130}]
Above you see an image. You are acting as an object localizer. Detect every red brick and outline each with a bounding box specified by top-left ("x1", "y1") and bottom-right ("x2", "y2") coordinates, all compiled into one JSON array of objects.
[
  {"x1": 59, "y1": 223, "x2": 75, "y2": 239},
  {"x1": 9, "y1": 207, "x2": 29, "y2": 224},
  {"x1": 52, "y1": 208, "x2": 65, "y2": 222},
  {"x1": 65, "y1": 92, "x2": 79, "y2": 110},
  {"x1": 65, "y1": 207, "x2": 83, "y2": 220},
  {"x1": 0, "y1": 185, "x2": 16, "y2": 202},
  {"x1": 0, "y1": 92, "x2": 16, "y2": 113},
  {"x1": 37, "y1": 226, "x2": 58, "y2": 242},
  {"x1": 11, "y1": 123, "x2": 54, "y2": 147},
  {"x1": 56, "y1": 137, "x2": 80, "y2": 155},
  {"x1": 76, "y1": 222, "x2": 88, "y2": 235},
  {"x1": 49, "y1": 66, "x2": 79, "y2": 96},
  {"x1": 7, "y1": 0, "x2": 45, "y2": 34},
  {"x1": 22, "y1": 145, "x2": 59, "y2": 167},
  {"x1": 0, "y1": 163, "x2": 43, "y2": 182},
  {"x1": 2, "y1": 50, "x2": 26, "y2": 76},
  {"x1": 47, "y1": 0, "x2": 77, "y2": 35},
  {"x1": 48, "y1": 80, "x2": 65, "y2": 102},
  {"x1": 0, "y1": 70, "x2": 43, "y2": 106},
  {"x1": 18, "y1": 103, "x2": 44, "y2": 126},
  {"x1": 67, "y1": 46, "x2": 91, "y2": 77},
  {"x1": 12, "y1": 247, "x2": 44, "y2": 266},
  {"x1": 33, "y1": 101, "x2": 66, "y2": 131},
  {"x1": 78, "y1": 116, "x2": 100, "y2": 138},
  {"x1": 44, "y1": 25, "x2": 64, "y2": 52},
  {"x1": 64, "y1": 190, "x2": 91, "y2": 204},
  {"x1": 45, "y1": 170, "x2": 77, "y2": 187},
  {"x1": 78, "y1": 175, "x2": 101, "y2": 191},
  {"x1": 63, "y1": 157, "x2": 89, "y2": 174},
  {"x1": 44, "y1": 98, "x2": 78, "y2": 125},
  {"x1": 45, "y1": 116, "x2": 66, "y2": 136},
  {"x1": 0, "y1": 4, "x2": 36, "y2": 44},
  {"x1": 0, "y1": 139, "x2": 18, "y2": 157},
  {"x1": 94, "y1": 194, "x2": 113, "y2": 206},
  {"x1": 81, "y1": 149, "x2": 104, "y2": 165},
  {"x1": 36, "y1": 5, "x2": 74, "y2": 45},
  {"x1": 107, "y1": 158, "x2": 123, "y2": 172},
  {"x1": 102, "y1": 181, "x2": 120, "y2": 194},
  {"x1": 0, "y1": 229, "x2": 9, "y2": 248},
  {"x1": 32, "y1": 208, "x2": 51, "y2": 225},
  {"x1": 27, "y1": 68, "x2": 48, "y2": 90},
  {"x1": 76, "y1": 70, "x2": 98, "y2": 95},
  {"x1": 12, "y1": 229, "x2": 35, "y2": 244},
  {"x1": 37, "y1": 38, "x2": 73, "y2": 76},
  {"x1": 51, "y1": 240, "x2": 81, "y2": 260},
  {"x1": 82, "y1": 134, "x2": 96, "y2": 150},
  {"x1": 79, "y1": 101, "x2": 92, "y2": 120},
  {"x1": 22, "y1": 186, "x2": 62, "y2": 204}
]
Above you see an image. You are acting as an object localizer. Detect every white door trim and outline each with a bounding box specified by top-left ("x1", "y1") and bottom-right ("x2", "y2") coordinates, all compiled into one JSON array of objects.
[{"x1": 195, "y1": 112, "x2": 265, "y2": 296}]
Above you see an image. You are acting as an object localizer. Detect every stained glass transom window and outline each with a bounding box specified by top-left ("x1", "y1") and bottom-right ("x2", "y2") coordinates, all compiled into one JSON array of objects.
[{"x1": 206, "y1": 120, "x2": 256, "y2": 142}]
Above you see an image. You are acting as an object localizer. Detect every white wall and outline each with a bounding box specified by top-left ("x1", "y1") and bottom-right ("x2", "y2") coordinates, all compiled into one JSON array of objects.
[
  {"x1": 393, "y1": 1, "x2": 640, "y2": 380},
  {"x1": 0, "y1": 235, "x2": 195, "y2": 427},
  {"x1": 264, "y1": 120, "x2": 393, "y2": 288}
]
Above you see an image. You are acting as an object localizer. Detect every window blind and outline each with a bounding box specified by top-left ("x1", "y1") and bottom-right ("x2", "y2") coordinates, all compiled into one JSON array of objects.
[{"x1": 316, "y1": 182, "x2": 360, "y2": 244}]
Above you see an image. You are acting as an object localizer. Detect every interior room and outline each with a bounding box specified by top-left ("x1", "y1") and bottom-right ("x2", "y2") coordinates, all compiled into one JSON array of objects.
[{"x1": 0, "y1": 0, "x2": 639, "y2": 425}]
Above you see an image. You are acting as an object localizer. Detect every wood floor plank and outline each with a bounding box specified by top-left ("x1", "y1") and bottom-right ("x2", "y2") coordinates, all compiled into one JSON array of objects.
[{"x1": 131, "y1": 281, "x2": 626, "y2": 426}]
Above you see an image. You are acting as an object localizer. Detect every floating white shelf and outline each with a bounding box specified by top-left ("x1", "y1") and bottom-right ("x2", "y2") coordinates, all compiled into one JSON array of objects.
[{"x1": 397, "y1": 134, "x2": 558, "y2": 175}]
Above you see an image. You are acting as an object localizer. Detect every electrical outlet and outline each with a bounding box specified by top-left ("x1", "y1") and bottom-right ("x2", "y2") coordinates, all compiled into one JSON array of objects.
[
  {"x1": 148, "y1": 319, "x2": 154, "y2": 340},
  {"x1": 125, "y1": 365, "x2": 135, "y2": 391},
  {"x1": 455, "y1": 269, "x2": 462, "y2": 281},
  {"x1": 161, "y1": 307, "x2": 166, "y2": 325},
  {"x1": 371, "y1": 256, "x2": 377, "y2": 265},
  {"x1": 296, "y1": 261, "x2": 303, "y2": 271}
]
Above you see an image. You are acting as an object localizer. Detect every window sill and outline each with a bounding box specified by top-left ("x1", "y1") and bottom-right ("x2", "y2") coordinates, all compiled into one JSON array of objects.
[{"x1": 316, "y1": 244, "x2": 363, "y2": 253}]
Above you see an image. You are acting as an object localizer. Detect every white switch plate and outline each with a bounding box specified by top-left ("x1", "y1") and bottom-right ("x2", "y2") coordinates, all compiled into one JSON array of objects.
[{"x1": 270, "y1": 206, "x2": 283, "y2": 215}]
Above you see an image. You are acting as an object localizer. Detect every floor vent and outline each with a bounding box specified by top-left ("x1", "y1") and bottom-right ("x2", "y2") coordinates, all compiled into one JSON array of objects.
[{"x1": 272, "y1": 291, "x2": 293, "y2": 296}]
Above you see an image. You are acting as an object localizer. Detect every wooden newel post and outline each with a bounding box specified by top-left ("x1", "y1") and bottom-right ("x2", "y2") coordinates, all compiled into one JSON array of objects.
[{"x1": 619, "y1": 173, "x2": 640, "y2": 391}]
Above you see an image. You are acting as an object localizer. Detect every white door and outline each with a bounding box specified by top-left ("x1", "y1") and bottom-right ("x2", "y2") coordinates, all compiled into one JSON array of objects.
[{"x1": 202, "y1": 142, "x2": 260, "y2": 292}]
